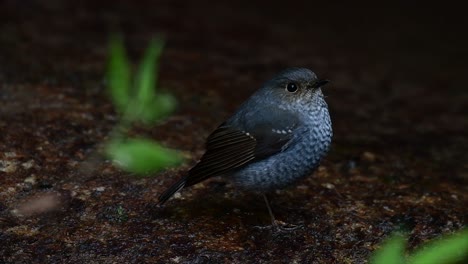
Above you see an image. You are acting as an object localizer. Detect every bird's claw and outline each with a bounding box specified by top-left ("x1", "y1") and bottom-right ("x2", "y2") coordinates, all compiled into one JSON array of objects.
[
  {"x1": 272, "y1": 220, "x2": 302, "y2": 231},
  {"x1": 253, "y1": 220, "x2": 302, "y2": 232}
]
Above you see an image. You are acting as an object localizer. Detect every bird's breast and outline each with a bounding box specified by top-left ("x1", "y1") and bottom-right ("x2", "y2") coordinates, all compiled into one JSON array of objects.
[{"x1": 232, "y1": 106, "x2": 332, "y2": 191}]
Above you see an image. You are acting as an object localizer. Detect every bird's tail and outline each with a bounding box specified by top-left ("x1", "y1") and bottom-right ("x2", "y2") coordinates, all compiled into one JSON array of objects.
[{"x1": 158, "y1": 177, "x2": 186, "y2": 205}]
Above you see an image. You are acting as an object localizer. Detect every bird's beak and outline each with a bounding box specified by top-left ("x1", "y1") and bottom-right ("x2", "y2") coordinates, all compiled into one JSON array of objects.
[{"x1": 310, "y1": 79, "x2": 330, "y2": 89}]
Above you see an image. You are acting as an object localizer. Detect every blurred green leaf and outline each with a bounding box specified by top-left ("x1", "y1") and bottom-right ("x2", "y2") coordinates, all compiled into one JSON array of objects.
[
  {"x1": 371, "y1": 234, "x2": 406, "y2": 264},
  {"x1": 106, "y1": 138, "x2": 183, "y2": 174},
  {"x1": 409, "y1": 230, "x2": 468, "y2": 264},
  {"x1": 138, "y1": 93, "x2": 177, "y2": 124},
  {"x1": 134, "y1": 38, "x2": 165, "y2": 122},
  {"x1": 104, "y1": 36, "x2": 181, "y2": 175},
  {"x1": 152, "y1": 92, "x2": 177, "y2": 119},
  {"x1": 107, "y1": 35, "x2": 131, "y2": 112}
]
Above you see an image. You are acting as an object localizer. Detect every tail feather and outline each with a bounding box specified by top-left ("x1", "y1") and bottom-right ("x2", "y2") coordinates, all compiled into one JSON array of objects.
[{"x1": 158, "y1": 177, "x2": 186, "y2": 205}]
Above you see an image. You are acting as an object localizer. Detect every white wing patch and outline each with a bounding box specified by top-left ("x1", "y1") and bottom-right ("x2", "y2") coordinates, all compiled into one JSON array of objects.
[
  {"x1": 243, "y1": 131, "x2": 255, "y2": 139},
  {"x1": 271, "y1": 128, "x2": 293, "y2": 135}
]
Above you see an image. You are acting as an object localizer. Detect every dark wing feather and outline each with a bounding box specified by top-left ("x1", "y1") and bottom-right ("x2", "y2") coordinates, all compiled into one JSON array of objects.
[
  {"x1": 252, "y1": 127, "x2": 295, "y2": 159},
  {"x1": 158, "y1": 126, "x2": 257, "y2": 204},
  {"x1": 158, "y1": 177, "x2": 186, "y2": 204},
  {"x1": 185, "y1": 126, "x2": 257, "y2": 186},
  {"x1": 158, "y1": 108, "x2": 299, "y2": 204}
]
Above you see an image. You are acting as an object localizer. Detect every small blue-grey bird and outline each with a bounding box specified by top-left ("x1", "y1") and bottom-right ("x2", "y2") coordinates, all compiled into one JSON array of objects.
[{"x1": 158, "y1": 68, "x2": 332, "y2": 224}]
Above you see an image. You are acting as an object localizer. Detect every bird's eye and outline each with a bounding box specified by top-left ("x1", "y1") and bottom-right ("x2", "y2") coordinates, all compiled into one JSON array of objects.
[{"x1": 286, "y1": 83, "x2": 298, "y2": 93}]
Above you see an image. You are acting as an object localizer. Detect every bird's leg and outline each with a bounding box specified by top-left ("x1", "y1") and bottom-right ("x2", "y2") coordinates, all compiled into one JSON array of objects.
[
  {"x1": 262, "y1": 193, "x2": 301, "y2": 231},
  {"x1": 263, "y1": 193, "x2": 277, "y2": 227}
]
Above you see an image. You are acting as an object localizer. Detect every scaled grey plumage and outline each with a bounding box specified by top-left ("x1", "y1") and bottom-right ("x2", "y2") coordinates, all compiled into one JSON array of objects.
[{"x1": 159, "y1": 67, "x2": 332, "y2": 204}]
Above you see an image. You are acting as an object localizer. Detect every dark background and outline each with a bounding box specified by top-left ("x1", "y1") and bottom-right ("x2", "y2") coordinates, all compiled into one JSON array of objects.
[{"x1": 1, "y1": 1, "x2": 467, "y2": 263}]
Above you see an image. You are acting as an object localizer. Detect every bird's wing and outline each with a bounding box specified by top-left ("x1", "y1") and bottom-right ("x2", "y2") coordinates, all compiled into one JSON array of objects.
[
  {"x1": 185, "y1": 107, "x2": 300, "y2": 187},
  {"x1": 158, "y1": 108, "x2": 299, "y2": 204},
  {"x1": 158, "y1": 125, "x2": 257, "y2": 204}
]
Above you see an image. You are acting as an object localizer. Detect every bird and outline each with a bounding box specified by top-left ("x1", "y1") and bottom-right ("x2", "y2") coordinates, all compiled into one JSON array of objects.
[{"x1": 158, "y1": 67, "x2": 332, "y2": 226}]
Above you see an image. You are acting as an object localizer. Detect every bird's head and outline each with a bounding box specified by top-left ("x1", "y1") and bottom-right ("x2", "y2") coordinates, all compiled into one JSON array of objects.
[{"x1": 260, "y1": 67, "x2": 329, "y2": 112}]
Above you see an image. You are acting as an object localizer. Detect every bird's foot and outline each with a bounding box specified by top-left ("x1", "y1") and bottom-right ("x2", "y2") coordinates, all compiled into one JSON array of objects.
[
  {"x1": 256, "y1": 194, "x2": 302, "y2": 231},
  {"x1": 253, "y1": 220, "x2": 302, "y2": 232},
  {"x1": 272, "y1": 220, "x2": 302, "y2": 231}
]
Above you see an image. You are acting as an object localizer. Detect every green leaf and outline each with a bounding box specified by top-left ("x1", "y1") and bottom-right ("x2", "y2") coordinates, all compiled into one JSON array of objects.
[
  {"x1": 371, "y1": 234, "x2": 407, "y2": 264},
  {"x1": 106, "y1": 138, "x2": 183, "y2": 174},
  {"x1": 139, "y1": 93, "x2": 177, "y2": 124},
  {"x1": 107, "y1": 35, "x2": 131, "y2": 112},
  {"x1": 134, "y1": 38, "x2": 164, "y2": 119},
  {"x1": 409, "y1": 229, "x2": 468, "y2": 264},
  {"x1": 152, "y1": 92, "x2": 177, "y2": 119}
]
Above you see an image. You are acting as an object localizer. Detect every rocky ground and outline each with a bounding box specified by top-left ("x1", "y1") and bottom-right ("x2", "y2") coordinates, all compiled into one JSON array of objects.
[{"x1": 0, "y1": 1, "x2": 467, "y2": 263}]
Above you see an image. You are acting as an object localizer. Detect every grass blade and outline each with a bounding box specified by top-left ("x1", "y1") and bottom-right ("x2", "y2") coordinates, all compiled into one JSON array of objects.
[
  {"x1": 134, "y1": 38, "x2": 164, "y2": 122},
  {"x1": 107, "y1": 35, "x2": 131, "y2": 112},
  {"x1": 371, "y1": 233, "x2": 407, "y2": 264},
  {"x1": 409, "y1": 229, "x2": 468, "y2": 264}
]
